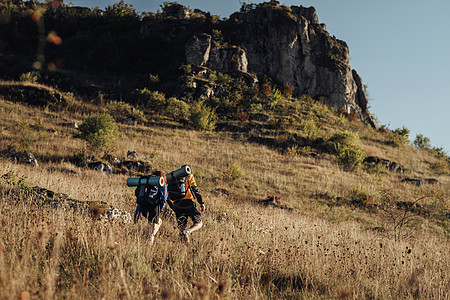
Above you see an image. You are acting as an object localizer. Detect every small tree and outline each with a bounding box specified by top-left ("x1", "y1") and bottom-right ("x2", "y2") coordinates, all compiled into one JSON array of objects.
[
  {"x1": 77, "y1": 113, "x2": 118, "y2": 152},
  {"x1": 413, "y1": 134, "x2": 431, "y2": 149}
]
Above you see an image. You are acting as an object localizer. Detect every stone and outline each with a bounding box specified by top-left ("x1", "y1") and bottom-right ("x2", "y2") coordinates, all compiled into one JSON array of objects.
[
  {"x1": 26, "y1": 186, "x2": 132, "y2": 223},
  {"x1": 122, "y1": 117, "x2": 137, "y2": 125},
  {"x1": 401, "y1": 178, "x2": 439, "y2": 186},
  {"x1": 0, "y1": 146, "x2": 38, "y2": 167},
  {"x1": 87, "y1": 161, "x2": 112, "y2": 174},
  {"x1": 401, "y1": 178, "x2": 423, "y2": 186},
  {"x1": 126, "y1": 150, "x2": 139, "y2": 160},
  {"x1": 364, "y1": 156, "x2": 403, "y2": 173},
  {"x1": 424, "y1": 178, "x2": 439, "y2": 184}
]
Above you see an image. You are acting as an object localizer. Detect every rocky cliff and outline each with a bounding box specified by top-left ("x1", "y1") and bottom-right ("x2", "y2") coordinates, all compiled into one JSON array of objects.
[
  {"x1": 0, "y1": 1, "x2": 374, "y2": 125},
  {"x1": 183, "y1": 1, "x2": 374, "y2": 125}
]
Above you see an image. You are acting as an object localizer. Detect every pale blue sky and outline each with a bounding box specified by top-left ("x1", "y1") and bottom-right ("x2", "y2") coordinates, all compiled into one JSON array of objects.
[{"x1": 69, "y1": 0, "x2": 450, "y2": 152}]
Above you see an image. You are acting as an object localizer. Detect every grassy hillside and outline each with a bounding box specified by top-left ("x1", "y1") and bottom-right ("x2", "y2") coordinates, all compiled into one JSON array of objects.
[{"x1": 0, "y1": 79, "x2": 449, "y2": 299}]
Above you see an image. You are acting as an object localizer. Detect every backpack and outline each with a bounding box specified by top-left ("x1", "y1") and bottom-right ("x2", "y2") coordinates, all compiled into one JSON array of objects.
[
  {"x1": 135, "y1": 176, "x2": 160, "y2": 206},
  {"x1": 167, "y1": 176, "x2": 186, "y2": 200}
]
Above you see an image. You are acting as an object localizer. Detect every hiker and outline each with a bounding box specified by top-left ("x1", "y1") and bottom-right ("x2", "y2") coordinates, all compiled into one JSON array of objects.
[
  {"x1": 167, "y1": 167, "x2": 205, "y2": 244},
  {"x1": 134, "y1": 170, "x2": 168, "y2": 244}
]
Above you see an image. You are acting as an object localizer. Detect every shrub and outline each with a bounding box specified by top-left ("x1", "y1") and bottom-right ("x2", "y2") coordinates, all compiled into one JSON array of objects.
[
  {"x1": 179, "y1": 64, "x2": 192, "y2": 75},
  {"x1": 413, "y1": 134, "x2": 431, "y2": 149},
  {"x1": 430, "y1": 147, "x2": 447, "y2": 158},
  {"x1": 281, "y1": 82, "x2": 294, "y2": 98},
  {"x1": 350, "y1": 185, "x2": 376, "y2": 208},
  {"x1": 165, "y1": 97, "x2": 190, "y2": 121},
  {"x1": 269, "y1": 88, "x2": 282, "y2": 109},
  {"x1": 189, "y1": 102, "x2": 217, "y2": 131},
  {"x1": 106, "y1": 100, "x2": 146, "y2": 124},
  {"x1": 327, "y1": 131, "x2": 365, "y2": 171},
  {"x1": 392, "y1": 126, "x2": 410, "y2": 145},
  {"x1": 302, "y1": 119, "x2": 321, "y2": 141},
  {"x1": 133, "y1": 88, "x2": 166, "y2": 111},
  {"x1": 77, "y1": 113, "x2": 118, "y2": 152},
  {"x1": 285, "y1": 144, "x2": 315, "y2": 157},
  {"x1": 222, "y1": 163, "x2": 245, "y2": 181}
]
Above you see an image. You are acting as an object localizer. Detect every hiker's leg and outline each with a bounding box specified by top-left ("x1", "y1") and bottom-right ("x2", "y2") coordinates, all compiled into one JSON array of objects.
[
  {"x1": 175, "y1": 209, "x2": 188, "y2": 233},
  {"x1": 187, "y1": 220, "x2": 202, "y2": 233},
  {"x1": 186, "y1": 204, "x2": 203, "y2": 233},
  {"x1": 148, "y1": 218, "x2": 162, "y2": 243},
  {"x1": 147, "y1": 206, "x2": 161, "y2": 242}
]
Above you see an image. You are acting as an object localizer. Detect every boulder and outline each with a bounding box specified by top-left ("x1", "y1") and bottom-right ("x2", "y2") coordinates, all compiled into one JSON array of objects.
[
  {"x1": 29, "y1": 186, "x2": 131, "y2": 223},
  {"x1": 364, "y1": 156, "x2": 403, "y2": 173},
  {"x1": 401, "y1": 178, "x2": 440, "y2": 186},
  {"x1": 401, "y1": 178, "x2": 423, "y2": 186},
  {"x1": 87, "y1": 161, "x2": 112, "y2": 174},
  {"x1": 1, "y1": 146, "x2": 39, "y2": 167}
]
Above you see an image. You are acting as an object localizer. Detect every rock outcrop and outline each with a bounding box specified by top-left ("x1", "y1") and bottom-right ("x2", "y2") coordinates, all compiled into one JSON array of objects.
[
  {"x1": 1, "y1": 146, "x2": 39, "y2": 167},
  {"x1": 0, "y1": 1, "x2": 374, "y2": 125},
  {"x1": 185, "y1": 33, "x2": 248, "y2": 74},
  {"x1": 184, "y1": 2, "x2": 374, "y2": 125}
]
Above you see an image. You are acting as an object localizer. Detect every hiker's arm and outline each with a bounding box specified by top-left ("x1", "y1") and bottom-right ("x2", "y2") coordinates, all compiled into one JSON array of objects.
[
  {"x1": 191, "y1": 185, "x2": 205, "y2": 212},
  {"x1": 191, "y1": 185, "x2": 203, "y2": 204},
  {"x1": 188, "y1": 175, "x2": 205, "y2": 211}
]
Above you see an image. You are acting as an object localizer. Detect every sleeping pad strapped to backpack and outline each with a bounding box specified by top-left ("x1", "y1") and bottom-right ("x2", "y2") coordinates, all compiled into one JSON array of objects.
[{"x1": 135, "y1": 176, "x2": 161, "y2": 206}]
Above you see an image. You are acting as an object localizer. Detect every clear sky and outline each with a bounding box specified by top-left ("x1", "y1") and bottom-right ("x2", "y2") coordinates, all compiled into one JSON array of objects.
[{"x1": 69, "y1": 0, "x2": 450, "y2": 153}]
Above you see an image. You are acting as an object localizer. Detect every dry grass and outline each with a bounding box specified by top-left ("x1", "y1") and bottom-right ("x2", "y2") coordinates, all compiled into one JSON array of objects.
[{"x1": 0, "y1": 95, "x2": 449, "y2": 299}]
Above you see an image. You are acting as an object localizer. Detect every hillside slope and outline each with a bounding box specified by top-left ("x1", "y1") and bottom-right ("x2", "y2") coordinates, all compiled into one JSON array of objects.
[{"x1": 0, "y1": 81, "x2": 449, "y2": 298}]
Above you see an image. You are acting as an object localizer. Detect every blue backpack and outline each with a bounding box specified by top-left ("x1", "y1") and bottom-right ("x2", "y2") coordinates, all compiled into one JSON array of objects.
[{"x1": 135, "y1": 176, "x2": 162, "y2": 206}]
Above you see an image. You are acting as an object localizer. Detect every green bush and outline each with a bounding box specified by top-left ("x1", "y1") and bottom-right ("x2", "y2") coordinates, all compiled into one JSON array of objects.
[
  {"x1": 133, "y1": 88, "x2": 166, "y2": 111},
  {"x1": 302, "y1": 118, "x2": 321, "y2": 141},
  {"x1": 189, "y1": 102, "x2": 217, "y2": 131},
  {"x1": 430, "y1": 147, "x2": 447, "y2": 158},
  {"x1": 269, "y1": 88, "x2": 282, "y2": 109},
  {"x1": 413, "y1": 134, "x2": 431, "y2": 149},
  {"x1": 327, "y1": 131, "x2": 365, "y2": 171},
  {"x1": 77, "y1": 113, "x2": 118, "y2": 152},
  {"x1": 106, "y1": 100, "x2": 146, "y2": 124},
  {"x1": 165, "y1": 97, "x2": 190, "y2": 121},
  {"x1": 391, "y1": 126, "x2": 410, "y2": 145}
]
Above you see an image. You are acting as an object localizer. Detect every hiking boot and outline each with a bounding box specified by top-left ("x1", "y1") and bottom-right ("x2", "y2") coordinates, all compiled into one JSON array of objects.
[{"x1": 180, "y1": 229, "x2": 190, "y2": 244}]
